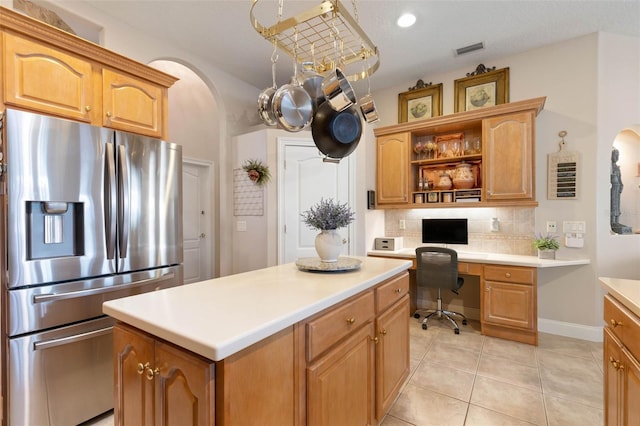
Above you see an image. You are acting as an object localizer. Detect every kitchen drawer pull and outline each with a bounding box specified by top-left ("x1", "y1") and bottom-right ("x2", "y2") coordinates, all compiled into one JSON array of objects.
[
  {"x1": 346, "y1": 317, "x2": 356, "y2": 325},
  {"x1": 33, "y1": 326, "x2": 113, "y2": 351},
  {"x1": 505, "y1": 272, "x2": 511, "y2": 278},
  {"x1": 609, "y1": 356, "x2": 624, "y2": 370},
  {"x1": 32, "y1": 272, "x2": 175, "y2": 303},
  {"x1": 610, "y1": 318, "x2": 622, "y2": 328},
  {"x1": 395, "y1": 288, "x2": 401, "y2": 294}
]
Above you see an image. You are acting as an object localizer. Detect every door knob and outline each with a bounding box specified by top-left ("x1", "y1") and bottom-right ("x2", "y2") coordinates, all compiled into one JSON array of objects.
[{"x1": 200, "y1": 233, "x2": 206, "y2": 239}]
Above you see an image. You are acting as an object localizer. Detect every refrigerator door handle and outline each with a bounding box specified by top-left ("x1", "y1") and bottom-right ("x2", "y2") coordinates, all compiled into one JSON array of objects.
[
  {"x1": 31, "y1": 272, "x2": 176, "y2": 304},
  {"x1": 104, "y1": 142, "x2": 117, "y2": 259},
  {"x1": 117, "y1": 144, "x2": 130, "y2": 259},
  {"x1": 33, "y1": 327, "x2": 113, "y2": 351}
]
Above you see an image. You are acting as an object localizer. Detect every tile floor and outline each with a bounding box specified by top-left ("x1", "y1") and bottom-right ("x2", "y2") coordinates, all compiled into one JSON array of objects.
[
  {"x1": 381, "y1": 317, "x2": 604, "y2": 426},
  {"x1": 85, "y1": 318, "x2": 604, "y2": 426}
]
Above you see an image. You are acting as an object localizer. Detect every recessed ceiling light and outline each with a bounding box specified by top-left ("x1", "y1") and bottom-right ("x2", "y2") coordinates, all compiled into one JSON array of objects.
[{"x1": 397, "y1": 13, "x2": 416, "y2": 28}]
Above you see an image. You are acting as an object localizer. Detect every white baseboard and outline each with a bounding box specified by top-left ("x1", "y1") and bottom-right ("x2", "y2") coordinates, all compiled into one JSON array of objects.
[{"x1": 538, "y1": 318, "x2": 603, "y2": 342}]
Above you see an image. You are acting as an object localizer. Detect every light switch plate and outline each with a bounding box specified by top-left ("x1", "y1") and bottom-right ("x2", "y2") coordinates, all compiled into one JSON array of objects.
[
  {"x1": 563, "y1": 221, "x2": 586, "y2": 233},
  {"x1": 236, "y1": 220, "x2": 247, "y2": 232}
]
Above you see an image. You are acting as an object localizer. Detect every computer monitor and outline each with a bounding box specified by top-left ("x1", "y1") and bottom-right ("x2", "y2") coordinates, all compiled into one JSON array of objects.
[{"x1": 421, "y1": 218, "x2": 468, "y2": 245}]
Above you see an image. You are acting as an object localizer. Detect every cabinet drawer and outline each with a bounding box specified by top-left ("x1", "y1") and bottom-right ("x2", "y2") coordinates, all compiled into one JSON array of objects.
[
  {"x1": 459, "y1": 262, "x2": 483, "y2": 276},
  {"x1": 307, "y1": 291, "x2": 375, "y2": 361},
  {"x1": 484, "y1": 265, "x2": 534, "y2": 285},
  {"x1": 376, "y1": 272, "x2": 409, "y2": 313},
  {"x1": 605, "y1": 295, "x2": 640, "y2": 358}
]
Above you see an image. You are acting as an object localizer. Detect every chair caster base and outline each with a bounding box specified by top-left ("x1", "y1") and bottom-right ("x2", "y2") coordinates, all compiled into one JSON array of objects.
[
  {"x1": 414, "y1": 313, "x2": 420, "y2": 319},
  {"x1": 422, "y1": 323, "x2": 427, "y2": 330},
  {"x1": 454, "y1": 328, "x2": 460, "y2": 334}
]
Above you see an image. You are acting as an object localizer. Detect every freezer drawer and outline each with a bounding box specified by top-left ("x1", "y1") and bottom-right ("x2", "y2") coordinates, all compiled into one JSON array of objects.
[
  {"x1": 8, "y1": 316, "x2": 115, "y2": 426},
  {"x1": 8, "y1": 265, "x2": 183, "y2": 336}
]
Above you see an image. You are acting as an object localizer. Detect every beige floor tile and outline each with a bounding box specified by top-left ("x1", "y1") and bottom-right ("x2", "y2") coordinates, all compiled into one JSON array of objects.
[
  {"x1": 544, "y1": 394, "x2": 604, "y2": 426},
  {"x1": 539, "y1": 364, "x2": 603, "y2": 409},
  {"x1": 482, "y1": 335, "x2": 537, "y2": 367},
  {"x1": 538, "y1": 332, "x2": 602, "y2": 360},
  {"x1": 389, "y1": 383, "x2": 468, "y2": 426},
  {"x1": 465, "y1": 404, "x2": 537, "y2": 425},
  {"x1": 477, "y1": 353, "x2": 541, "y2": 392},
  {"x1": 409, "y1": 360, "x2": 475, "y2": 402},
  {"x1": 470, "y1": 375, "x2": 546, "y2": 425},
  {"x1": 424, "y1": 340, "x2": 481, "y2": 374},
  {"x1": 537, "y1": 348, "x2": 602, "y2": 378},
  {"x1": 380, "y1": 414, "x2": 417, "y2": 425},
  {"x1": 435, "y1": 326, "x2": 484, "y2": 353}
]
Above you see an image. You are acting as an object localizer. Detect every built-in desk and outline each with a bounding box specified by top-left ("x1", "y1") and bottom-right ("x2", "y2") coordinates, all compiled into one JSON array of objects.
[{"x1": 368, "y1": 249, "x2": 590, "y2": 345}]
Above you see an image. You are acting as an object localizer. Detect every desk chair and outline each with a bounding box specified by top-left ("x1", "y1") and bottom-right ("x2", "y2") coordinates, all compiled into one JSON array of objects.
[{"x1": 414, "y1": 247, "x2": 467, "y2": 334}]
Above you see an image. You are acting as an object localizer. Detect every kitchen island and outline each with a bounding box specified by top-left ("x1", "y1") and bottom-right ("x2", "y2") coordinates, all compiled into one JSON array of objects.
[{"x1": 104, "y1": 256, "x2": 412, "y2": 425}]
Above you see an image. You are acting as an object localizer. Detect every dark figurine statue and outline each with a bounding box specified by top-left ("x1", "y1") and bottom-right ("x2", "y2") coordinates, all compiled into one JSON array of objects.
[{"x1": 610, "y1": 148, "x2": 632, "y2": 234}]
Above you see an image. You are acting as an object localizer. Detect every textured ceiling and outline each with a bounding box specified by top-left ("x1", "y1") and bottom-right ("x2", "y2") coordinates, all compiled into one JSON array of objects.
[{"x1": 67, "y1": 1, "x2": 640, "y2": 92}]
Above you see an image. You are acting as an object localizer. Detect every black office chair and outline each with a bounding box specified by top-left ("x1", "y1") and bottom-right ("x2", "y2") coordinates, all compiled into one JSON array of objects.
[{"x1": 414, "y1": 247, "x2": 467, "y2": 334}]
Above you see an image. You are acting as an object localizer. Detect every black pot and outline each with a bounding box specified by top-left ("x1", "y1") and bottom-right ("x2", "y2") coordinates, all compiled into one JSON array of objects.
[{"x1": 311, "y1": 102, "x2": 362, "y2": 159}]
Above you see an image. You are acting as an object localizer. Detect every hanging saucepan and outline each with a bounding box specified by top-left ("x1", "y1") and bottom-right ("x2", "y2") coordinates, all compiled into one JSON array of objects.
[
  {"x1": 359, "y1": 93, "x2": 379, "y2": 124},
  {"x1": 257, "y1": 45, "x2": 279, "y2": 126},
  {"x1": 321, "y1": 67, "x2": 356, "y2": 112},
  {"x1": 272, "y1": 76, "x2": 314, "y2": 132},
  {"x1": 311, "y1": 101, "x2": 362, "y2": 159},
  {"x1": 298, "y1": 61, "x2": 325, "y2": 113}
]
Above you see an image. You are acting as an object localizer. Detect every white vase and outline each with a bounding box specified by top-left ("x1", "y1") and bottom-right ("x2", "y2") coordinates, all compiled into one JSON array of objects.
[{"x1": 315, "y1": 230, "x2": 344, "y2": 262}]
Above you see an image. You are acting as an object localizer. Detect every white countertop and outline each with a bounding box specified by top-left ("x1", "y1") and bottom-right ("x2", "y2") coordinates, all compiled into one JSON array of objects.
[
  {"x1": 368, "y1": 248, "x2": 591, "y2": 268},
  {"x1": 103, "y1": 256, "x2": 411, "y2": 361},
  {"x1": 600, "y1": 277, "x2": 640, "y2": 318}
]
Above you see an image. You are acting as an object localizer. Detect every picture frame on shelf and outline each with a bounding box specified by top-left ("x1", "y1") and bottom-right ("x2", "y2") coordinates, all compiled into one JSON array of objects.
[
  {"x1": 398, "y1": 81, "x2": 443, "y2": 123},
  {"x1": 453, "y1": 66, "x2": 509, "y2": 113},
  {"x1": 426, "y1": 192, "x2": 439, "y2": 203}
]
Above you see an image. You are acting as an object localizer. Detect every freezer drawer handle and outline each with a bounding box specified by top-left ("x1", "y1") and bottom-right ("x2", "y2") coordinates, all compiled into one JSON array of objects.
[
  {"x1": 32, "y1": 272, "x2": 176, "y2": 304},
  {"x1": 33, "y1": 326, "x2": 113, "y2": 351}
]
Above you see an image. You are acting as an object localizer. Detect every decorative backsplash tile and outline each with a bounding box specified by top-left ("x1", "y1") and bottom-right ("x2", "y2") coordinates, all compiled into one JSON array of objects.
[{"x1": 384, "y1": 207, "x2": 536, "y2": 255}]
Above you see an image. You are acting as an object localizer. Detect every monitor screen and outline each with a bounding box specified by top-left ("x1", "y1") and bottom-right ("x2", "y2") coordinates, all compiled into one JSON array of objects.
[{"x1": 421, "y1": 218, "x2": 468, "y2": 245}]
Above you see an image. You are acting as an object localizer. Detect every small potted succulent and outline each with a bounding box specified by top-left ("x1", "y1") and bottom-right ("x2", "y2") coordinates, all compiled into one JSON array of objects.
[
  {"x1": 533, "y1": 233, "x2": 560, "y2": 259},
  {"x1": 301, "y1": 198, "x2": 355, "y2": 262}
]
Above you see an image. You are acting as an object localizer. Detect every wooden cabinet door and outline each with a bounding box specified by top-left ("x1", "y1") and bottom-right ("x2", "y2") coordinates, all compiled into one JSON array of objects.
[
  {"x1": 154, "y1": 340, "x2": 215, "y2": 426},
  {"x1": 623, "y1": 346, "x2": 640, "y2": 426},
  {"x1": 375, "y1": 295, "x2": 410, "y2": 420},
  {"x1": 114, "y1": 323, "x2": 155, "y2": 426},
  {"x1": 482, "y1": 280, "x2": 534, "y2": 330},
  {"x1": 103, "y1": 68, "x2": 165, "y2": 138},
  {"x1": 376, "y1": 132, "x2": 410, "y2": 204},
  {"x1": 307, "y1": 322, "x2": 375, "y2": 426},
  {"x1": 483, "y1": 111, "x2": 534, "y2": 200},
  {"x1": 604, "y1": 328, "x2": 623, "y2": 426},
  {"x1": 3, "y1": 32, "x2": 95, "y2": 122}
]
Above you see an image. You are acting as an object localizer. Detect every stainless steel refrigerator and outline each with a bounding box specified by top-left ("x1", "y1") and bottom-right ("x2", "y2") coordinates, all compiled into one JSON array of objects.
[{"x1": 1, "y1": 108, "x2": 184, "y2": 425}]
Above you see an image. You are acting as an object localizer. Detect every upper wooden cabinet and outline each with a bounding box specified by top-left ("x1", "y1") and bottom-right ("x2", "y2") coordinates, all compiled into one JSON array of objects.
[
  {"x1": 376, "y1": 132, "x2": 410, "y2": 205},
  {"x1": 0, "y1": 7, "x2": 177, "y2": 139},
  {"x1": 374, "y1": 97, "x2": 545, "y2": 208}
]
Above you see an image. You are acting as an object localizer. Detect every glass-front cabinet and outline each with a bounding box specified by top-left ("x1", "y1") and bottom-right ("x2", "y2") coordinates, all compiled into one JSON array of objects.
[{"x1": 374, "y1": 97, "x2": 545, "y2": 208}]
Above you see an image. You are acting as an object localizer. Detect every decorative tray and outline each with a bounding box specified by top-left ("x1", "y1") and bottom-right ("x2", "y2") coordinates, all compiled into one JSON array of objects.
[{"x1": 295, "y1": 257, "x2": 362, "y2": 272}]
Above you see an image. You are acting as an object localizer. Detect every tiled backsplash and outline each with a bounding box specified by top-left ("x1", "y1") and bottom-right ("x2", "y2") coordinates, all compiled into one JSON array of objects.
[{"x1": 384, "y1": 207, "x2": 536, "y2": 255}]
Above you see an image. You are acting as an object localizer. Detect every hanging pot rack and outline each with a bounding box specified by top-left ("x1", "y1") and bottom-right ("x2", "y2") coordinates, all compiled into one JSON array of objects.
[{"x1": 250, "y1": 0, "x2": 380, "y2": 82}]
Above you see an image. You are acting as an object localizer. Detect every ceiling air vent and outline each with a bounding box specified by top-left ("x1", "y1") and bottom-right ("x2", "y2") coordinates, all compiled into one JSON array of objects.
[{"x1": 455, "y1": 42, "x2": 485, "y2": 56}]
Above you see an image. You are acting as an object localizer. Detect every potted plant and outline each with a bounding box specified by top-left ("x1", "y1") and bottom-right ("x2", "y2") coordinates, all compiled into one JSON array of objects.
[
  {"x1": 242, "y1": 159, "x2": 271, "y2": 186},
  {"x1": 301, "y1": 198, "x2": 355, "y2": 262},
  {"x1": 533, "y1": 233, "x2": 560, "y2": 259}
]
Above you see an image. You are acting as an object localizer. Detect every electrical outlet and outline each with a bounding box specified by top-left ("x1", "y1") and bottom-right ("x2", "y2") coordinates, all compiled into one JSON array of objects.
[
  {"x1": 399, "y1": 219, "x2": 406, "y2": 230},
  {"x1": 546, "y1": 221, "x2": 557, "y2": 233}
]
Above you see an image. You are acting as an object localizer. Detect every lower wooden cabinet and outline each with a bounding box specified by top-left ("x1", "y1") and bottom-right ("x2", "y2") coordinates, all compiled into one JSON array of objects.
[
  {"x1": 603, "y1": 295, "x2": 640, "y2": 425},
  {"x1": 113, "y1": 323, "x2": 215, "y2": 426},
  {"x1": 482, "y1": 265, "x2": 537, "y2": 345}
]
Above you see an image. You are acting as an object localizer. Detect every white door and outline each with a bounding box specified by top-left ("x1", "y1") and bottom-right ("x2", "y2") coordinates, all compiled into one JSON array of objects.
[
  {"x1": 279, "y1": 141, "x2": 352, "y2": 263},
  {"x1": 182, "y1": 160, "x2": 214, "y2": 283}
]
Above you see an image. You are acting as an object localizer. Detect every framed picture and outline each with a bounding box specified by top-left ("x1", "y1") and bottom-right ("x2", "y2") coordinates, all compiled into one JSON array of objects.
[
  {"x1": 426, "y1": 192, "x2": 439, "y2": 203},
  {"x1": 453, "y1": 67, "x2": 509, "y2": 113},
  {"x1": 398, "y1": 82, "x2": 443, "y2": 123}
]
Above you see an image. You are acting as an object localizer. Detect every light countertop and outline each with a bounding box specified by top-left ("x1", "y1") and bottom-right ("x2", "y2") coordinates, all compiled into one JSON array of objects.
[
  {"x1": 368, "y1": 248, "x2": 591, "y2": 268},
  {"x1": 600, "y1": 277, "x2": 640, "y2": 318},
  {"x1": 103, "y1": 256, "x2": 411, "y2": 361}
]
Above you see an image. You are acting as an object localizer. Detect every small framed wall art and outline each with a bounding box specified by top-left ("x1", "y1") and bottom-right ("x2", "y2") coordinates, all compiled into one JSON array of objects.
[
  {"x1": 398, "y1": 81, "x2": 443, "y2": 123},
  {"x1": 453, "y1": 65, "x2": 509, "y2": 113}
]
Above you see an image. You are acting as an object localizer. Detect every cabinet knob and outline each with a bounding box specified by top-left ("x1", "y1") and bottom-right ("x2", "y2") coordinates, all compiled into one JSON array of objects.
[
  {"x1": 137, "y1": 362, "x2": 148, "y2": 375},
  {"x1": 610, "y1": 318, "x2": 622, "y2": 328},
  {"x1": 85, "y1": 105, "x2": 92, "y2": 112},
  {"x1": 380, "y1": 329, "x2": 387, "y2": 335},
  {"x1": 395, "y1": 288, "x2": 402, "y2": 294},
  {"x1": 106, "y1": 111, "x2": 112, "y2": 118},
  {"x1": 346, "y1": 317, "x2": 356, "y2": 325},
  {"x1": 370, "y1": 336, "x2": 379, "y2": 344},
  {"x1": 145, "y1": 365, "x2": 160, "y2": 381},
  {"x1": 505, "y1": 272, "x2": 511, "y2": 278},
  {"x1": 609, "y1": 356, "x2": 624, "y2": 370}
]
